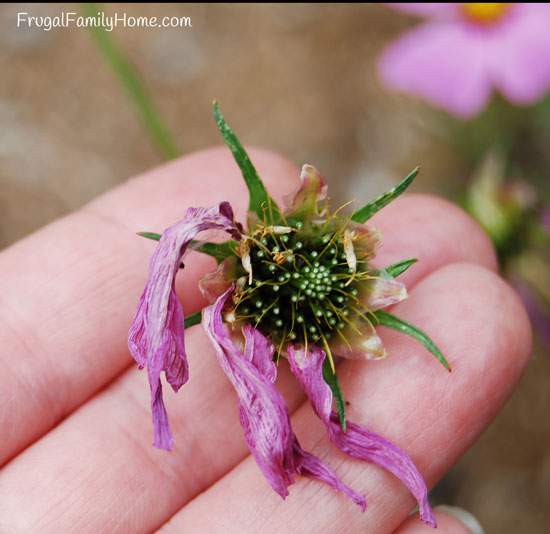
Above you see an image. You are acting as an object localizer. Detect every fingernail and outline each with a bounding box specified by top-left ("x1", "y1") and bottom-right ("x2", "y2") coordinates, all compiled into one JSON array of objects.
[{"x1": 435, "y1": 505, "x2": 484, "y2": 534}]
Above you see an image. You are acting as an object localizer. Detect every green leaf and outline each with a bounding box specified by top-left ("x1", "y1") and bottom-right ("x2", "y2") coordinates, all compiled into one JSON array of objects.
[
  {"x1": 184, "y1": 311, "x2": 202, "y2": 328},
  {"x1": 374, "y1": 310, "x2": 451, "y2": 371},
  {"x1": 137, "y1": 232, "x2": 237, "y2": 264},
  {"x1": 212, "y1": 102, "x2": 281, "y2": 221},
  {"x1": 381, "y1": 258, "x2": 418, "y2": 278},
  {"x1": 351, "y1": 167, "x2": 419, "y2": 223},
  {"x1": 137, "y1": 231, "x2": 161, "y2": 241},
  {"x1": 322, "y1": 358, "x2": 347, "y2": 432},
  {"x1": 82, "y1": 3, "x2": 179, "y2": 160}
]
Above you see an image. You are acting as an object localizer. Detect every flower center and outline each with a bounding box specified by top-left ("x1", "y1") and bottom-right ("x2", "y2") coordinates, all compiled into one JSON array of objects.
[
  {"x1": 233, "y1": 223, "x2": 362, "y2": 348},
  {"x1": 461, "y1": 3, "x2": 510, "y2": 25}
]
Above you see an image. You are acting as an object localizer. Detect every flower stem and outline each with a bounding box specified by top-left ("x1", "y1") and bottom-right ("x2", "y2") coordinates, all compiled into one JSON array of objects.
[{"x1": 82, "y1": 3, "x2": 180, "y2": 160}]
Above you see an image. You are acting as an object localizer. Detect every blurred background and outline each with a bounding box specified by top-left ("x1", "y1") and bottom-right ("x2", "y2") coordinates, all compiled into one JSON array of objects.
[{"x1": 1, "y1": 3, "x2": 548, "y2": 532}]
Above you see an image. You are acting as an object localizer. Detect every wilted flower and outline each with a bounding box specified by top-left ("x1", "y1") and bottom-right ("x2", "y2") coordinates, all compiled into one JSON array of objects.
[
  {"x1": 379, "y1": 4, "x2": 550, "y2": 118},
  {"x1": 128, "y1": 103, "x2": 450, "y2": 526}
]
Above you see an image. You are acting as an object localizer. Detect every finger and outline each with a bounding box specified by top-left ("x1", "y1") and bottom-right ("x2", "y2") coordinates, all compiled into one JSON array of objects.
[
  {"x1": 0, "y1": 146, "x2": 299, "y2": 466},
  {"x1": 0, "y1": 204, "x2": 495, "y2": 532},
  {"x1": 0, "y1": 148, "x2": 496, "y2": 469},
  {"x1": 395, "y1": 506, "x2": 484, "y2": 534},
  {"x1": 161, "y1": 263, "x2": 530, "y2": 534},
  {"x1": 369, "y1": 193, "x2": 497, "y2": 285}
]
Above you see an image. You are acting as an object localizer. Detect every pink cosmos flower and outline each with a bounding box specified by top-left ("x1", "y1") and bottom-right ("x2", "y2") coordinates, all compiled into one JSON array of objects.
[
  {"x1": 128, "y1": 104, "x2": 450, "y2": 525},
  {"x1": 379, "y1": 3, "x2": 550, "y2": 118}
]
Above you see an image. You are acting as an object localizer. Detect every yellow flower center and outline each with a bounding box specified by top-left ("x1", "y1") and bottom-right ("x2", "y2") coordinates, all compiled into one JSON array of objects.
[{"x1": 462, "y1": 3, "x2": 510, "y2": 25}]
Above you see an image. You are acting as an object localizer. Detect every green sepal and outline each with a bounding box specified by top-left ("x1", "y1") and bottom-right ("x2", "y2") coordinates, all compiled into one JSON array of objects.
[
  {"x1": 184, "y1": 311, "x2": 202, "y2": 328},
  {"x1": 322, "y1": 358, "x2": 347, "y2": 432},
  {"x1": 212, "y1": 101, "x2": 281, "y2": 222},
  {"x1": 379, "y1": 258, "x2": 418, "y2": 278},
  {"x1": 137, "y1": 232, "x2": 237, "y2": 264},
  {"x1": 190, "y1": 240, "x2": 238, "y2": 264},
  {"x1": 373, "y1": 310, "x2": 451, "y2": 371},
  {"x1": 351, "y1": 167, "x2": 419, "y2": 223}
]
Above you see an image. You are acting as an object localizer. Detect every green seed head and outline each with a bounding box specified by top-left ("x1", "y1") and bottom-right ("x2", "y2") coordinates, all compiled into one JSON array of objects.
[{"x1": 232, "y1": 221, "x2": 368, "y2": 347}]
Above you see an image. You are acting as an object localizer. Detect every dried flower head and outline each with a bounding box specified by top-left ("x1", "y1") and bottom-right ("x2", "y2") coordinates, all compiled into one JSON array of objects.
[{"x1": 128, "y1": 102, "x2": 451, "y2": 527}]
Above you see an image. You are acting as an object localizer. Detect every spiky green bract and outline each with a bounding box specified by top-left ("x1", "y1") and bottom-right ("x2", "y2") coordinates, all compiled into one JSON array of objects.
[
  {"x1": 137, "y1": 231, "x2": 162, "y2": 241},
  {"x1": 374, "y1": 310, "x2": 451, "y2": 371},
  {"x1": 351, "y1": 167, "x2": 419, "y2": 224},
  {"x1": 380, "y1": 258, "x2": 418, "y2": 278},
  {"x1": 323, "y1": 358, "x2": 347, "y2": 432},
  {"x1": 137, "y1": 232, "x2": 238, "y2": 264},
  {"x1": 213, "y1": 102, "x2": 282, "y2": 223},
  {"x1": 184, "y1": 311, "x2": 202, "y2": 328}
]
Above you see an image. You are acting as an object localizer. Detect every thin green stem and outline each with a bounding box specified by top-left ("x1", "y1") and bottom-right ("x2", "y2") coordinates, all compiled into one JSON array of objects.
[{"x1": 82, "y1": 3, "x2": 180, "y2": 160}]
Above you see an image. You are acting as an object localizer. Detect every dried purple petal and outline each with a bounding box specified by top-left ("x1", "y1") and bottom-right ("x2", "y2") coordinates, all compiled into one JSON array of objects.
[
  {"x1": 203, "y1": 288, "x2": 365, "y2": 508},
  {"x1": 287, "y1": 344, "x2": 436, "y2": 527},
  {"x1": 128, "y1": 202, "x2": 239, "y2": 450},
  {"x1": 198, "y1": 258, "x2": 235, "y2": 303}
]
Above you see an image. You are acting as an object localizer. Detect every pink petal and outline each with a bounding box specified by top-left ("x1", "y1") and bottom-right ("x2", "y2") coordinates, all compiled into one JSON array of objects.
[
  {"x1": 334, "y1": 332, "x2": 388, "y2": 361},
  {"x1": 198, "y1": 258, "x2": 235, "y2": 303},
  {"x1": 284, "y1": 164, "x2": 328, "y2": 214},
  {"x1": 128, "y1": 202, "x2": 239, "y2": 450},
  {"x1": 379, "y1": 22, "x2": 493, "y2": 118},
  {"x1": 365, "y1": 277, "x2": 408, "y2": 310},
  {"x1": 486, "y1": 6, "x2": 550, "y2": 104},
  {"x1": 287, "y1": 345, "x2": 436, "y2": 527},
  {"x1": 203, "y1": 288, "x2": 365, "y2": 508}
]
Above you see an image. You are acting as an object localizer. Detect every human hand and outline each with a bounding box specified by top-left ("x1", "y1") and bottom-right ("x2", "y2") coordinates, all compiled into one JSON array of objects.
[{"x1": 0, "y1": 148, "x2": 531, "y2": 533}]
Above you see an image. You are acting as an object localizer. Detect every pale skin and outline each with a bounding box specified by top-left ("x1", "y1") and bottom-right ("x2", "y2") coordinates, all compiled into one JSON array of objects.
[{"x1": 0, "y1": 147, "x2": 531, "y2": 533}]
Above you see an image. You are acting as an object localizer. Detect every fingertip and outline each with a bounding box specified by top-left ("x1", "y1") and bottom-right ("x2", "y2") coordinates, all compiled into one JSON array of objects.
[
  {"x1": 370, "y1": 193, "x2": 498, "y2": 282},
  {"x1": 395, "y1": 505, "x2": 483, "y2": 533}
]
